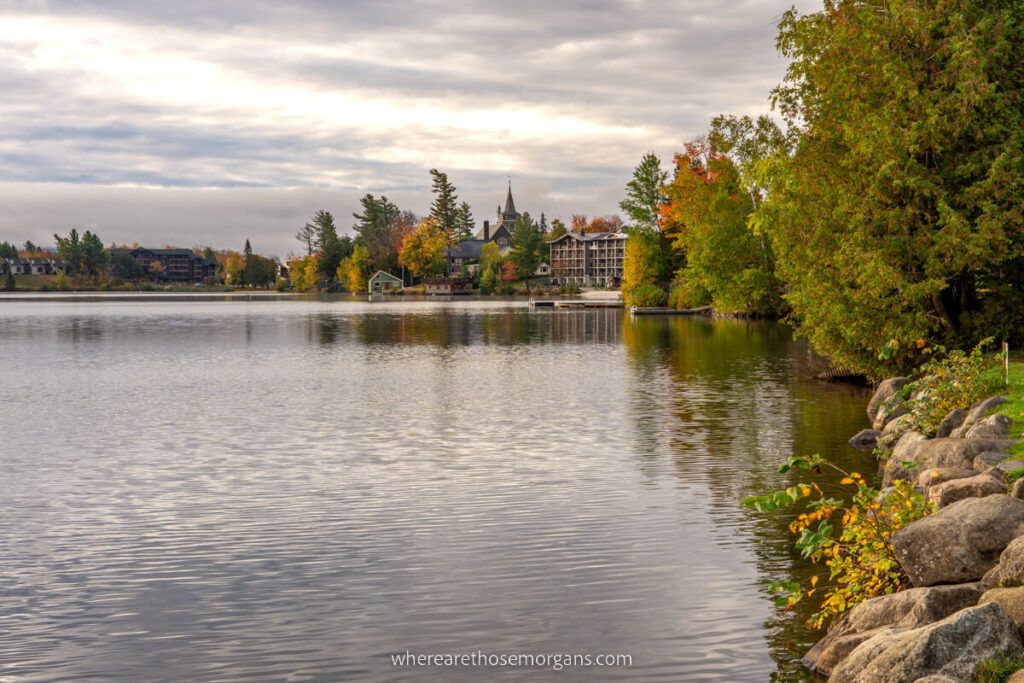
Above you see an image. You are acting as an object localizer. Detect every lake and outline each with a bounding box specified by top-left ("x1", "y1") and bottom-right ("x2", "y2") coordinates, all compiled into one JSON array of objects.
[{"x1": 0, "y1": 296, "x2": 872, "y2": 682}]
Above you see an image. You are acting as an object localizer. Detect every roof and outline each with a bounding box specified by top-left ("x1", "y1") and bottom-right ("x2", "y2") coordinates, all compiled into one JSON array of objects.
[
  {"x1": 503, "y1": 184, "x2": 518, "y2": 217},
  {"x1": 548, "y1": 231, "x2": 628, "y2": 243},
  {"x1": 368, "y1": 269, "x2": 402, "y2": 283},
  {"x1": 3, "y1": 257, "x2": 64, "y2": 264},
  {"x1": 446, "y1": 239, "x2": 486, "y2": 259}
]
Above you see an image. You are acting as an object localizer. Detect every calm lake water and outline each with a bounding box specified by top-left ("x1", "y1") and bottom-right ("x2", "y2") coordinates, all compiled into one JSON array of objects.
[{"x1": 0, "y1": 296, "x2": 872, "y2": 682}]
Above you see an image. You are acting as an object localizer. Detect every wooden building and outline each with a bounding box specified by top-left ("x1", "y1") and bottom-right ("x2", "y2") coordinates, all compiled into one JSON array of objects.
[
  {"x1": 548, "y1": 232, "x2": 627, "y2": 288},
  {"x1": 368, "y1": 270, "x2": 403, "y2": 294},
  {"x1": 111, "y1": 247, "x2": 217, "y2": 283}
]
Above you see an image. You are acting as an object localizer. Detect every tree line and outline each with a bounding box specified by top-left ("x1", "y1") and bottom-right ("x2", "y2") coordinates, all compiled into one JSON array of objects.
[{"x1": 618, "y1": 0, "x2": 1024, "y2": 379}]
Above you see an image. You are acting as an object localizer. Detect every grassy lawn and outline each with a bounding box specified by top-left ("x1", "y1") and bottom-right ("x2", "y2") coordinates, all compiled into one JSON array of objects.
[{"x1": 982, "y1": 361, "x2": 1024, "y2": 457}]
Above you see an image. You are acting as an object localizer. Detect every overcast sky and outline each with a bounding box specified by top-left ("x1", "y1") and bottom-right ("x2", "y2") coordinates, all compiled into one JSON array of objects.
[{"x1": 0, "y1": 0, "x2": 818, "y2": 257}]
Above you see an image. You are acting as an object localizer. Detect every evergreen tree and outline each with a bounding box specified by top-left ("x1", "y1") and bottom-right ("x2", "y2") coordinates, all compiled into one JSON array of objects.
[
  {"x1": 4, "y1": 270, "x2": 14, "y2": 291},
  {"x1": 23, "y1": 240, "x2": 37, "y2": 253},
  {"x1": 761, "y1": 0, "x2": 1024, "y2": 377},
  {"x1": 243, "y1": 239, "x2": 253, "y2": 260},
  {"x1": 0, "y1": 241, "x2": 17, "y2": 259},
  {"x1": 548, "y1": 219, "x2": 568, "y2": 240},
  {"x1": 53, "y1": 229, "x2": 83, "y2": 275},
  {"x1": 454, "y1": 201, "x2": 474, "y2": 241},
  {"x1": 509, "y1": 213, "x2": 543, "y2": 293},
  {"x1": 353, "y1": 194, "x2": 401, "y2": 269},
  {"x1": 428, "y1": 169, "x2": 460, "y2": 244},
  {"x1": 619, "y1": 152, "x2": 668, "y2": 232}
]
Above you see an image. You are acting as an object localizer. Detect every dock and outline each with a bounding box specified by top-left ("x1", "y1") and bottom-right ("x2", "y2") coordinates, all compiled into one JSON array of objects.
[
  {"x1": 629, "y1": 305, "x2": 712, "y2": 316},
  {"x1": 529, "y1": 299, "x2": 624, "y2": 309}
]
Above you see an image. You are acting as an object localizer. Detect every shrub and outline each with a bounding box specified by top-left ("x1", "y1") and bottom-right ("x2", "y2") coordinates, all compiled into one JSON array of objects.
[
  {"x1": 560, "y1": 282, "x2": 580, "y2": 294},
  {"x1": 275, "y1": 278, "x2": 288, "y2": 292},
  {"x1": 627, "y1": 283, "x2": 667, "y2": 307},
  {"x1": 977, "y1": 657, "x2": 1024, "y2": 683},
  {"x1": 54, "y1": 272, "x2": 70, "y2": 291},
  {"x1": 743, "y1": 454, "x2": 932, "y2": 630},
  {"x1": 3, "y1": 271, "x2": 14, "y2": 291},
  {"x1": 668, "y1": 279, "x2": 711, "y2": 310},
  {"x1": 896, "y1": 339, "x2": 1001, "y2": 435}
]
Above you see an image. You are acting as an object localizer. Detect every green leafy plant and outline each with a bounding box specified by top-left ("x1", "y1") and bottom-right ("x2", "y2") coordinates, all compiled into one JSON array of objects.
[
  {"x1": 976, "y1": 657, "x2": 1024, "y2": 683},
  {"x1": 896, "y1": 338, "x2": 1000, "y2": 434},
  {"x1": 627, "y1": 282, "x2": 667, "y2": 307},
  {"x1": 742, "y1": 454, "x2": 932, "y2": 629}
]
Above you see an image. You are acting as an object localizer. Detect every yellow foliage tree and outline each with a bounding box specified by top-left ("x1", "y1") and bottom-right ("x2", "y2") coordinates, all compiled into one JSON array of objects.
[{"x1": 399, "y1": 217, "x2": 448, "y2": 278}]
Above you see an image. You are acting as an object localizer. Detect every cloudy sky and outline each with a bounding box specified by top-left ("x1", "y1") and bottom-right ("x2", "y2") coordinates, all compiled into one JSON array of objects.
[{"x1": 0, "y1": 0, "x2": 818, "y2": 257}]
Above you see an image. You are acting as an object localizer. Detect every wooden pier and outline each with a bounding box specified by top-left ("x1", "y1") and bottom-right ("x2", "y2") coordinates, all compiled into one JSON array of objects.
[
  {"x1": 629, "y1": 305, "x2": 712, "y2": 316},
  {"x1": 529, "y1": 299, "x2": 624, "y2": 309}
]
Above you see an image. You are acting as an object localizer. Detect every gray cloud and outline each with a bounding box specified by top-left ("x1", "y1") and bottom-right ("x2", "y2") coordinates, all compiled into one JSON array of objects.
[{"x1": 0, "y1": 0, "x2": 820, "y2": 256}]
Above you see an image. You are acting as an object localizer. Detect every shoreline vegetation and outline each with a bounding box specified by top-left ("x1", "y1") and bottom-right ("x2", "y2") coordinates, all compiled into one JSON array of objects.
[{"x1": 746, "y1": 350, "x2": 1024, "y2": 681}]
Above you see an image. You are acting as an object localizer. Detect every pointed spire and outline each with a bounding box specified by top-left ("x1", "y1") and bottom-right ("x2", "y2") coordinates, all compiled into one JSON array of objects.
[{"x1": 503, "y1": 179, "x2": 518, "y2": 218}]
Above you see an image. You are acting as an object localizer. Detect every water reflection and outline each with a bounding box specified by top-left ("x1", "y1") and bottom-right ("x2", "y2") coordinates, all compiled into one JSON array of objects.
[{"x1": 0, "y1": 299, "x2": 871, "y2": 682}]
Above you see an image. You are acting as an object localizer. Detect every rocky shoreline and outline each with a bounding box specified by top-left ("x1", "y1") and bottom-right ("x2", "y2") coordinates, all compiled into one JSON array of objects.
[{"x1": 807, "y1": 378, "x2": 1024, "y2": 682}]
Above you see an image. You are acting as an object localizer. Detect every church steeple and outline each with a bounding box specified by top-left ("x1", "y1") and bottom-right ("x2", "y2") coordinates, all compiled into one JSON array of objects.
[{"x1": 503, "y1": 180, "x2": 518, "y2": 219}]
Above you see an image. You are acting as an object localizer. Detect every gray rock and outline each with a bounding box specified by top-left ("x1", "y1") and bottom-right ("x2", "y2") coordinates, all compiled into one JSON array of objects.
[
  {"x1": 983, "y1": 537, "x2": 1024, "y2": 589},
  {"x1": 968, "y1": 395, "x2": 1009, "y2": 425},
  {"x1": 868, "y1": 377, "x2": 910, "y2": 422},
  {"x1": 874, "y1": 400, "x2": 910, "y2": 432},
  {"x1": 981, "y1": 586, "x2": 1024, "y2": 633},
  {"x1": 916, "y1": 467, "x2": 978, "y2": 494},
  {"x1": 935, "y1": 409, "x2": 967, "y2": 439},
  {"x1": 999, "y1": 461, "x2": 1024, "y2": 474},
  {"x1": 952, "y1": 396, "x2": 1009, "y2": 437},
  {"x1": 829, "y1": 602, "x2": 1023, "y2": 683},
  {"x1": 927, "y1": 470, "x2": 1006, "y2": 509},
  {"x1": 883, "y1": 438, "x2": 1013, "y2": 487},
  {"x1": 879, "y1": 414, "x2": 915, "y2": 449},
  {"x1": 966, "y1": 413, "x2": 1014, "y2": 440},
  {"x1": 850, "y1": 429, "x2": 881, "y2": 449},
  {"x1": 893, "y1": 495, "x2": 1024, "y2": 587},
  {"x1": 975, "y1": 451, "x2": 1011, "y2": 470},
  {"x1": 803, "y1": 584, "x2": 983, "y2": 677}
]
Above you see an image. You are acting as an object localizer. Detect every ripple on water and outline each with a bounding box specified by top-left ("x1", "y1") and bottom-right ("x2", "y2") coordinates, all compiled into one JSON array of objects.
[{"x1": 0, "y1": 299, "x2": 871, "y2": 682}]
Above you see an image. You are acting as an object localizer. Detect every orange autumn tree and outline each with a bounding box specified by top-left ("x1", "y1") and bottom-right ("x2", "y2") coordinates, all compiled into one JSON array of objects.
[{"x1": 661, "y1": 138, "x2": 780, "y2": 315}]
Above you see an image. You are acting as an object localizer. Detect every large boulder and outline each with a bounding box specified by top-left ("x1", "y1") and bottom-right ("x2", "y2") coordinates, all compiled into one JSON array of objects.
[
  {"x1": 926, "y1": 469, "x2": 1006, "y2": 509},
  {"x1": 966, "y1": 413, "x2": 1014, "y2": 440},
  {"x1": 879, "y1": 414, "x2": 915, "y2": 449},
  {"x1": 893, "y1": 495, "x2": 1024, "y2": 587},
  {"x1": 1013, "y1": 479, "x2": 1024, "y2": 501},
  {"x1": 1010, "y1": 670, "x2": 1024, "y2": 683},
  {"x1": 850, "y1": 429, "x2": 881, "y2": 449},
  {"x1": 875, "y1": 400, "x2": 910, "y2": 432},
  {"x1": 803, "y1": 584, "x2": 983, "y2": 676},
  {"x1": 829, "y1": 602, "x2": 1024, "y2": 683},
  {"x1": 983, "y1": 537, "x2": 1024, "y2": 589},
  {"x1": 868, "y1": 377, "x2": 911, "y2": 423},
  {"x1": 981, "y1": 587, "x2": 1024, "y2": 634},
  {"x1": 883, "y1": 438, "x2": 1015, "y2": 486},
  {"x1": 976, "y1": 451, "x2": 1012, "y2": 470},
  {"x1": 952, "y1": 396, "x2": 1008, "y2": 437},
  {"x1": 935, "y1": 409, "x2": 967, "y2": 439},
  {"x1": 916, "y1": 467, "x2": 978, "y2": 494}
]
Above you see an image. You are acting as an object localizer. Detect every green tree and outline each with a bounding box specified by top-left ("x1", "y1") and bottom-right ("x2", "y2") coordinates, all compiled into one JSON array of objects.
[
  {"x1": 509, "y1": 213, "x2": 543, "y2": 293},
  {"x1": 307, "y1": 210, "x2": 352, "y2": 280},
  {"x1": 4, "y1": 270, "x2": 14, "y2": 291},
  {"x1": 663, "y1": 139, "x2": 779, "y2": 315},
  {"x1": 760, "y1": 0, "x2": 1024, "y2": 377},
  {"x1": 23, "y1": 240, "x2": 37, "y2": 253},
  {"x1": 455, "y1": 201, "x2": 475, "y2": 241},
  {"x1": 0, "y1": 241, "x2": 17, "y2": 259},
  {"x1": 429, "y1": 169, "x2": 460, "y2": 244},
  {"x1": 352, "y1": 194, "x2": 401, "y2": 270},
  {"x1": 619, "y1": 152, "x2": 668, "y2": 232},
  {"x1": 80, "y1": 230, "x2": 107, "y2": 276},
  {"x1": 548, "y1": 219, "x2": 568, "y2": 240},
  {"x1": 54, "y1": 229, "x2": 83, "y2": 275},
  {"x1": 111, "y1": 250, "x2": 144, "y2": 281}
]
